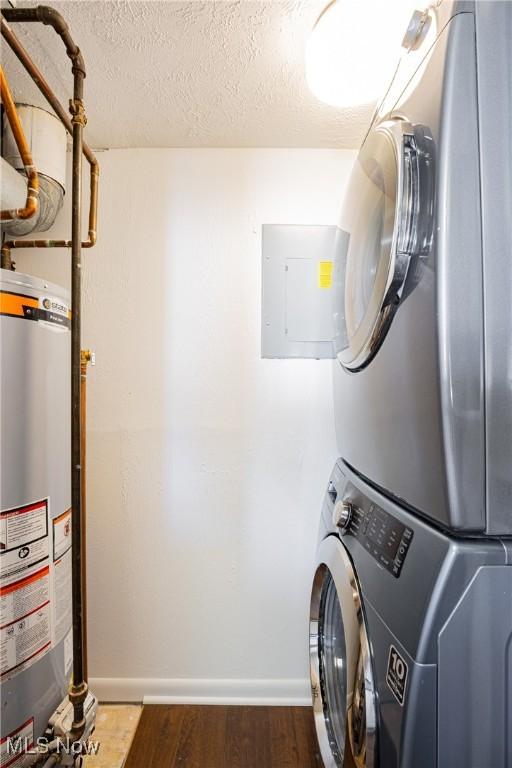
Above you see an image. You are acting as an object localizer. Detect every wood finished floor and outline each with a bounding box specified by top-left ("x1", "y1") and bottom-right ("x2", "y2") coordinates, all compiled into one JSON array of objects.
[{"x1": 124, "y1": 705, "x2": 322, "y2": 768}]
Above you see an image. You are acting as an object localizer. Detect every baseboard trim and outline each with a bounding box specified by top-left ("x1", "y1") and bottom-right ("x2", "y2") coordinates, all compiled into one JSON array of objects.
[{"x1": 88, "y1": 677, "x2": 311, "y2": 706}]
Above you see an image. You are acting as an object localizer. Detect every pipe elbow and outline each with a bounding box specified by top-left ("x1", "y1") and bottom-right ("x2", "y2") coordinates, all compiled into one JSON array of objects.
[
  {"x1": 36, "y1": 5, "x2": 69, "y2": 36},
  {"x1": 36, "y1": 6, "x2": 86, "y2": 78},
  {"x1": 0, "y1": 197, "x2": 39, "y2": 222},
  {"x1": 18, "y1": 196, "x2": 39, "y2": 220},
  {"x1": 84, "y1": 231, "x2": 97, "y2": 247}
]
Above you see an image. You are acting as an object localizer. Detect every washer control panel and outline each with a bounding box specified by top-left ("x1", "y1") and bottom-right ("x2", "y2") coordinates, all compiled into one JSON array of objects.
[{"x1": 348, "y1": 502, "x2": 414, "y2": 578}]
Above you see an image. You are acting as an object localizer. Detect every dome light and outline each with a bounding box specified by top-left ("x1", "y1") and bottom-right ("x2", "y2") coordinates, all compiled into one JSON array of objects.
[{"x1": 305, "y1": 0, "x2": 417, "y2": 108}]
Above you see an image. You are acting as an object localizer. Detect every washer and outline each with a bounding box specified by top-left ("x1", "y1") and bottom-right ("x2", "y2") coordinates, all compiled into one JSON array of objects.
[
  {"x1": 332, "y1": 1, "x2": 512, "y2": 534},
  {"x1": 310, "y1": 460, "x2": 512, "y2": 768}
]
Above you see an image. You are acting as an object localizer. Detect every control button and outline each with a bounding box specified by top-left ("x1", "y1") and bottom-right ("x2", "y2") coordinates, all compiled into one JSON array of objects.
[
  {"x1": 379, "y1": 554, "x2": 391, "y2": 568},
  {"x1": 327, "y1": 482, "x2": 338, "y2": 504},
  {"x1": 332, "y1": 500, "x2": 354, "y2": 533}
]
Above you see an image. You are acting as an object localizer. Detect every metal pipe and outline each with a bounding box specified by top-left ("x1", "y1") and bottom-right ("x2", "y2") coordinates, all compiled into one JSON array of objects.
[
  {"x1": 69, "y1": 84, "x2": 87, "y2": 737},
  {"x1": 0, "y1": 12, "x2": 99, "y2": 256},
  {"x1": 0, "y1": 4, "x2": 91, "y2": 736},
  {"x1": 2, "y1": 6, "x2": 85, "y2": 77},
  {"x1": 80, "y1": 349, "x2": 93, "y2": 683},
  {"x1": 0, "y1": 14, "x2": 91, "y2": 159},
  {"x1": 0, "y1": 66, "x2": 39, "y2": 222}
]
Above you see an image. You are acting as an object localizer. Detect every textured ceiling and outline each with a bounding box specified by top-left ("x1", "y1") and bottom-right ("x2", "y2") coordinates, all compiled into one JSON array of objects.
[{"x1": 2, "y1": 0, "x2": 373, "y2": 149}]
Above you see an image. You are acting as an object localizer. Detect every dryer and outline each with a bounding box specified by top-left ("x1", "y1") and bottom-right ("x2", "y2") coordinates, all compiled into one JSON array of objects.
[
  {"x1": 310, "y1": 460, "x2": 512, "y2": 768},
  {"x1": 332, "y1": 0, "x2": 512, "y2": 534}
]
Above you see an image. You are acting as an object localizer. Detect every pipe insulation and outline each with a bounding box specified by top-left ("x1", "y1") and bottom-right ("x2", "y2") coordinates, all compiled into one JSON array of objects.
[{"x1": 1, "y1": 104, "x2": 66, "y2": 235}]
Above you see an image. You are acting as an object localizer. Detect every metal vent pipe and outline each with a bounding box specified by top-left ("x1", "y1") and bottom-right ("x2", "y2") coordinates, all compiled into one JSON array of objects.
[{"x1": 2, "y1": 101, "x2": 67, "y2": 237}]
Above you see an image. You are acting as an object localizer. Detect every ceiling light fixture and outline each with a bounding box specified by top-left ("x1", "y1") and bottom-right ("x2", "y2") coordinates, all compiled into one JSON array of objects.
[{"x1": 305, "y1": 0, "x2": 418, "y2": 108}]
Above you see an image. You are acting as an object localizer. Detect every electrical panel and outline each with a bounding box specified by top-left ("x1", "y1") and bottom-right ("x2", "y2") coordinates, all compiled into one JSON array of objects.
[{"x1": 261, "y1": 224, "x2": 346, "y2": 359}]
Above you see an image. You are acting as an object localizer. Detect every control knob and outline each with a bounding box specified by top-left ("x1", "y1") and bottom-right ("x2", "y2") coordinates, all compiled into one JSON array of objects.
[{"x1": 332, "y1": 500, "x2": 354, "y2": 533}]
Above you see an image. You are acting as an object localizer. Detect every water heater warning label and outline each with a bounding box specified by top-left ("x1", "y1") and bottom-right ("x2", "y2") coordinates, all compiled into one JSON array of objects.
[
  {"x1": 0, "y1": 566, "x2": 51, "y2": 680},
  {"x1": 0, "y1": 499, "x2": 73, "y2": 683},
  {"x1": 0, "y1": 717, "x2": 34, "y2": 767},
  {"x1": 53, "y1": 549, "x2": 72, "y2": 647},
  {"x1": 0, "y1": 500, "x2": 49, "y2": 587},
  {"x1": 53, "y1": 509, "x2": 71, "y2": 562}
]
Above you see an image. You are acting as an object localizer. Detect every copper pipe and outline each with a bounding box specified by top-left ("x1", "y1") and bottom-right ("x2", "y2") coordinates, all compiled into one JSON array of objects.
[
  {"x1": 1, "y1": 12, "x2": 99, "y2": 256},
  {"x1": 0, "y1": 66, "x2": 39, "y2": 221},
  {"x1": 80, "y1": 349, "x2": 93, "y2": 683}
]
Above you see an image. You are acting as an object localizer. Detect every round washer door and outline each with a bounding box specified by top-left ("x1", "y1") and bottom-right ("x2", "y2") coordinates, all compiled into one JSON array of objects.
[
  {"x1": 310, "y1": 535, "x2": 377, "y2": 768},
  {"x1": 335, "y1": 119, "x2": 434, "y2": 371}
]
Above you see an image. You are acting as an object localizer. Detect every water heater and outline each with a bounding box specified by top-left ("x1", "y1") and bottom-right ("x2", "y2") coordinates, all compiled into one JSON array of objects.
[{"x1": 0, "y1": 268, "x2": 72, "y2": 752}]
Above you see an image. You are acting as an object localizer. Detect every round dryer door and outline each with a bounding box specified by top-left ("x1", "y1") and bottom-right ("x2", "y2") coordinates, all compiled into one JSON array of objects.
[
  {"x1": 335, "y1": 119, "x2": 434, "y2": 371},
  {"x1": 310, "y1": 535, "x2": 377, "y2": 768}
]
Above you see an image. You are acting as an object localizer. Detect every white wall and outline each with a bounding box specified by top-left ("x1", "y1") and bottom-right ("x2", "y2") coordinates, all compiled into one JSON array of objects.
[{"x1": 14, "y1": 147, "x2": 356, "y2": 704}]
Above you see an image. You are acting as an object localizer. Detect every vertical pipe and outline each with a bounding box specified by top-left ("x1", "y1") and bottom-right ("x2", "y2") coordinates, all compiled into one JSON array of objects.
[
  {"x1": 69, "y1": 74, "x2": 88, "y2": 736},
  {"x1": 80, "y1": 350, "x2": 93, "y2": 684}
]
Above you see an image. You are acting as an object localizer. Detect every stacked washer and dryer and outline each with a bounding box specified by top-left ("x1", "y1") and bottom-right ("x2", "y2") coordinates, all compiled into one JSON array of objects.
[{"x1": 309, "y1": 2, "x2": 512, "y2": 767}]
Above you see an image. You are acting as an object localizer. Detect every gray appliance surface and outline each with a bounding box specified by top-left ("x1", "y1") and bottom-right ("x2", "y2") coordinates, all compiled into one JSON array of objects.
[
  {"x1": 312, "y1": 461, "x2": 512, "y2": 768},
  {"x1": 475, "y1": 3, "x2": 512, "y2": 534},
  {"x1": 333, "y1": 1, "x2": 512, "y2": 534},
  {"x1": 0, "y1": 269, "x2": 72, "y2": 745}
]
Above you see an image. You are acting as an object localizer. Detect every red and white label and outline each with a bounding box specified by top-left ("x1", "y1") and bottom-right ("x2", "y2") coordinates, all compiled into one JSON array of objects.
[
  {"x1": 52, "y1": 549, "x2": 72, "y2": 647},
  {"x1": 0, "y1": 500, "x2": 49, "y2": 587},
  {"x1": 0, "y1": 717, "x2": 34, "y2": 768},
  {"x1": 53, "y1": 509, "x2": 71, "y2": 562},
  {"x1": 0, "y1": 566, "x2": 51, "y2": 679},
  {"x1": 0, "y1": 498, "x2": 73, "y2": 682}
]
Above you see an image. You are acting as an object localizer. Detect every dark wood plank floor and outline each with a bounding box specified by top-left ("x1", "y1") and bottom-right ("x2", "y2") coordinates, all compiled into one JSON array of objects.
[{"x1": 124, "y1": 705, "x2": 322, "y2": 768}]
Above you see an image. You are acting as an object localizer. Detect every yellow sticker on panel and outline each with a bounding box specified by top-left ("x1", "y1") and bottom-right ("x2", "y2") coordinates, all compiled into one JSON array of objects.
[{"x1": 318, "y1": 261, "x2": 333, "y2": 289}]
